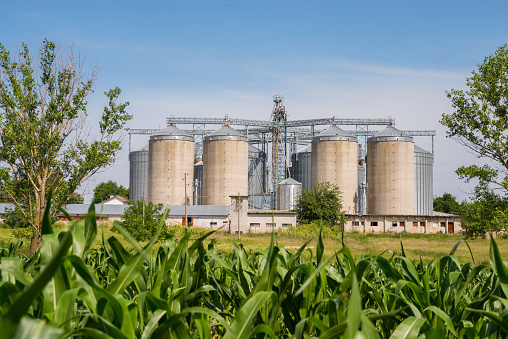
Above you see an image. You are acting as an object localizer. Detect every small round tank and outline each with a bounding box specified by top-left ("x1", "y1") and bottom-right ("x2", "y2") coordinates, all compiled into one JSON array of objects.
[
  {"x1": 311, "y1": 125, "x2": 358, "y2": 214},
  {"x1": 129, "y1": 144, "x2": 149, "y2": 203},
  {"x1": 291, "y1": 144, "x2": 312, "y2": 191},
  {"x1": 148, "y1": 125, "x2": 194, "y2": 205},
  {"x1": 367, "y1": 126, "x2": 415, "y2": 215},
  {"x1": 202, "y1": 125, "x2": 248, "y2": 205},
  {"x1": 414, "y1": 145, "x2": 433, "y2": 215},
  {"x1": 277, "y1": 177, "x2": 302, "y2": 210}
]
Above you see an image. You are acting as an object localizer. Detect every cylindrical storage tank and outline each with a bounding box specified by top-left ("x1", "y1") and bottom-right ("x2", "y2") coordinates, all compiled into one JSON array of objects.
[
  {"x1": 311, "y1": 125, "x2": 358, "y2": 214},
  {"x1": 193, "y1": 161, "x2": 203, "y2": 205},
  {"x1": 291, "y1": 144, "x2": 312, "y2": 191},
  {"x1": 202, "y1": 125, "x2": 248, "y2": 205},
  {"x1": 357, "y1": 163, "x2": 366, "y2": 214},
  {"x1": 129, "y1": 144, "x2": 149, "y2": 203},
  {"x1": 367, "y1": 126, "x2": 415, "y2": 215},
  {"x1": 248, "y1": 144, "x2": 265, "y2": 195},
  {"x1": 414, "y1": 145, "x2": 433, "y2": 215},
  {"x1": 148, "y1": 125, "x2": 194, "y2": 205},
  {"x1": 277, "y1": 177, "x2": 302, "y2": 210}
]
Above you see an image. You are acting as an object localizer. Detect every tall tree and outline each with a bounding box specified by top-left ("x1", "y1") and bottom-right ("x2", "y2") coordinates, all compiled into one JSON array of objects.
[
  {"x1": 94, "y1": 180, "x2": 129, "y2": 203},
  {"x1": 0, "y1": 40, "x2": 131, "y2": 252},
  {"x1": 295, "y1": 182, "x2": 346, "y2": 225},
  {"x1": 441, "y1": 44, "x2": 508, "y2": 194}
]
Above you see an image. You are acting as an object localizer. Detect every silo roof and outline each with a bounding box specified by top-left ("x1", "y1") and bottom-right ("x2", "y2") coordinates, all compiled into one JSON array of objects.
[
  {"x1": 150, "y1": 125, "x2": 193, "y2": 141},
  {"x1": 132, "y1": 143, "x2": 149, "y2": 152},
  {"x1": 368, "y1": 126, "x2": 413, "y2": 142},
  {"x1": 414, "y1": 145, "x2": 431, "y2": 154},
  {"x1": 297, "y1": 144, "x2": 312, "y2": 153},
  {"x1": 278, "y1": 177, "x2": 302, "y2": 186},
  {"x1": 204, "y1": 125, "x2": 247, "y2": 141},
  {"x1": 312, "y1": 125, "x2": 356, "y2": 141}
]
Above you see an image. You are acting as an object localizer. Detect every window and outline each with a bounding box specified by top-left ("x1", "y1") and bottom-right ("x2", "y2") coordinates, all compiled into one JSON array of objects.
[
  {"x1": 266, "y1": 223, "x2": 276, "y2": 228},
  {"x1": 420, "y1": 222, "x2": 425, "y2": 227},
  {"x1": 400, "y1": 221, "x2": 405, "y2": 227},
  {"x1": 352, "y1": 221, "x2": 360, "y2": 226},
  {"x1": 223, "y1": 220, "x2": 229, "y2": 224},
  {"x1": 250, "y1": 223, "x2": 260, "y2": 227},
  {"x1": 282, "y1": 223, "x2": 292, "y2": 227},
  {"x1": 392, "y1": 221, "x2": 397, "y2": 227},
  {"x1": 413, "y1": 222, "x2": 418, "y2": 227},
  {"x1": 210, "y1": 222, "x2": 217, "y2": 226},
  {"x1": 370, "y1": 221, "x2": 378, "y2": 226}
]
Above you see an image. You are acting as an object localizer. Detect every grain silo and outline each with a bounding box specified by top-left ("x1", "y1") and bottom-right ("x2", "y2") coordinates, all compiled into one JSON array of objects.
[
  {"x1": 148, "y1": 125, "x2": 194, "y2": 205},
  {"x1": 193, "y1": 160, "x2": 203, "y2": 205},
  {"x1": 414, "y1": 145, "x2": 433, "y2": 215},
  {"x1": 277, "y1": 177, "x2": 302, "y2": 210},
  {"x1": 357, "y1": 163, "x2": 366, "y2": 214},
  {"x1": 311, "y1": 125, "x2": 358, "y2": 214},
  {"x1": 291, "y1": 144, "x2": 312, "y2": 191},
  {"x1": 202, "y1": 125, "x2": 248, "y2": 205},
  {"x1": 129, "y1": 144, "x2": 149, "y2": 203},
  {"x1": 248, "y1": 144, "x2": 266, "y2": 195},
  {"x1": 366, "y1": 126, "x2": 415, "y2": 215}
]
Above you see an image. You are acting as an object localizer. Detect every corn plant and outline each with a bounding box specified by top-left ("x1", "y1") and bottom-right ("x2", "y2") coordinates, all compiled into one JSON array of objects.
[{"x1": 1, "y1": 199, "x2": 508, "y2": 338}]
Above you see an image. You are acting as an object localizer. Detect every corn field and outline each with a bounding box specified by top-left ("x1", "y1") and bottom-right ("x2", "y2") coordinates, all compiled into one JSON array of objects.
[{"x1": 0, "y1": 202, "x2": 508, "y2": 338}]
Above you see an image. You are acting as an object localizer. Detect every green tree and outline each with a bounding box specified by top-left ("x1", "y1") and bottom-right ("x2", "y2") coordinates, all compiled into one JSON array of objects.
[
  {"x1": 0, "y1": 40, "x2": 131, "y2": 253},
  {"x1": 441, "y1": 44, "x2": 508, "y2": 193},
  {"x1": 295, "y1": 182, "x2": 346, "y2": 225},
  {"x1": 94, "y1": 180, "x2": 129, "y2": 203},
  {"x1": 120, "y1": 200, "x2": 169, "y2": 241},
  {"x1": 459, "y1": 191, "x2": 508, "y2": 237},
  {"x1": 67, "y1": 192, "x2": 84, "y2": 204},
  {"x1": 433, "y1": 193, "x2": 461, "y2": 214}
]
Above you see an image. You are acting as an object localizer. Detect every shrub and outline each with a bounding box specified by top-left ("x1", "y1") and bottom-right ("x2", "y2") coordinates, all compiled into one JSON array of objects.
[{"x1": 120, "y1": 200, "x2": 170, "y2": 240}]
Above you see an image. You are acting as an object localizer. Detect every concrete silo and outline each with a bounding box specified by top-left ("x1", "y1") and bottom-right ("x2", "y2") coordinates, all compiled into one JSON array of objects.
[
  {"x1": 414, "y1": 145, "x2": 433, "y2": 215},
  {"x1": 202, "y1": 125, "x2": 248, "y2": 205},
  {"x1": 311, "y1": 125, "x2": 358, "y2": 214},
  {"x1": 366, "y1": 126, "x2": 415, "y2": 215},
  {"x1": 148, "y1": 125, "x2": 194, "y2": 205},
  {"x1": 291, "y1": 144, "x2": 312, "y2": 191},
  {"x1": 129, "y1": 144, "x2": 149, "y2": 203},
  {"x1": 277, "y1": 177, "x2": 302, "y2": 210}
]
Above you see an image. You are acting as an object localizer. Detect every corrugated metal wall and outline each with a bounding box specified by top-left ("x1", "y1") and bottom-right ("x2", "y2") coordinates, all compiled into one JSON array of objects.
[
  {"x1": 290, "y1": 145, "x2": 312, "y2": 191},
  {"x1": 129, "y1": 144, "x2": 149, "y2": 203},
  {"x1": 414, "y1": 146, "x2": 433, "y2": 215}
]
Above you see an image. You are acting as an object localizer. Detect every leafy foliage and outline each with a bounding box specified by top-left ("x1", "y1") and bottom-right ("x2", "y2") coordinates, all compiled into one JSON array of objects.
[
  {"x1": 119, "y1": 200, "x2": 169, "y2": 240},
  {"x1": 460, "y1": 191, "x2": 508, "y2": 237},
  {"x1": 0, "y1": 40, "x2": 131, "y2": 252},
  {"x1": 433, "y1": 192, "x2": 461, "y2": 214},
  {"x1": 295, "y1": 181, "x2": 346, "y2": 225},
  {"x1": 94, "y1": 180, "x2": 129, "y2": 203}
]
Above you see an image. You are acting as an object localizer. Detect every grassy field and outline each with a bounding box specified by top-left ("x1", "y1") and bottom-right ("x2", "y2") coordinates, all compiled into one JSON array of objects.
[{"x1": 1, "y1": 222, "x2": 504, "y2": 263}]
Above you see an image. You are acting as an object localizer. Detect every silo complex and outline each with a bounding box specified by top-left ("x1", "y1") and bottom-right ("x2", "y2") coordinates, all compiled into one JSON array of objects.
[
  {"x1": 414, "y1": 145, "x2": 433, "y2": 215},
  {"x1": 367, "y1": 126, "x2": 415, "y2": 215},
  {"x1": 311, "y1": 125, "x2": 358, "y2": 214},
  {"x1": 291, "y1": 144, "x2": 312, "y2": 191},
  {"x1": 148, "y1": 125, "x2": 194, "y2": 205},
  {"x1": 203, "y1": 125, "x2": 248, "y2": 205},
  {"x1": 129, "y1": 144, "x2": 149, "y2": 203}
]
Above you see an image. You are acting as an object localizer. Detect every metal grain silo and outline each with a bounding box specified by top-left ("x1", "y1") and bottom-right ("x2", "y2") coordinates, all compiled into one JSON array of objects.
[
  {"x1": 291, "y1": 144, "x2": 312, "y2": 191},
  {"x1": 129, "y1": 144, "x2": 149, "y2": 203},
  {"x1": 414, "y1": 145, "x2": 433, "y2": 215},
  {"x1": 277, "y1": 177, "x2": 302, "y2": 210},
  {"x1": 311, "y1": 125, "x2": 358, "y2": 214},
  {"x1": 193, "y1": 160, "x2": 203, "y2": 205},
  {"x1": 367, "y1": 126, "x2": 415, "y2": 215},
  {"x1": 202, "y1": 125, "x2": 248, "y2": 205},
  {"x1": 357, "y1": 163, "x2": 366, "y2": 214},
  {"x1": 148, "y1": 125, "x2": 194, "y2": 205},
  {"x1": 248, "y1": 144, "x2": 266, "y2": 195}
]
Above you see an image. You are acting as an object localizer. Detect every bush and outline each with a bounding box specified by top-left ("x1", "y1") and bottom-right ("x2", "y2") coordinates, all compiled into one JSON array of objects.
[{"x1": 120, "y1": 200, "x2": 170, "y2": 241}]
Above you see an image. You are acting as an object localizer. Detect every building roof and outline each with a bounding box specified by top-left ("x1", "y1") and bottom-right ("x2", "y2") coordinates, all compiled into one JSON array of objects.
[
  {"x1": 60, "y1": 204, "x2": 232, "y2": 217},
  {"x1": 0, "y1": 203, "x2": 14, "y2": 214},
  {"x1": 101, "y1": 195, "x2": 129, "y2": 205},
  {"x1": 132, "y1": 143, "x2": 149, "y2": 152},
  {"x1": 297, "y1": 144, "x2": 312, "y2": 153},
  {"x1": 414, "y1": 145, "x2": 431, "y2": 154}
]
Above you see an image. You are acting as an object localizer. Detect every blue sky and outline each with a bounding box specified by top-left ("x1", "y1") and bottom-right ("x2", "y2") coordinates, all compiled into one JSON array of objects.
[{"x1": 2, "y1": 0, "x2": 508, "y2": 202}]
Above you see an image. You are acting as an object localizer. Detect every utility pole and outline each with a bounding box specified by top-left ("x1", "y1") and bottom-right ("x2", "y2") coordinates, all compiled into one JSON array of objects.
[
  {"x1": 237, "y1": 192, "x2": 241, "y2": 240},
  {"x1": 185, "y1": 172, "x2": 188, "y2": 227}
]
